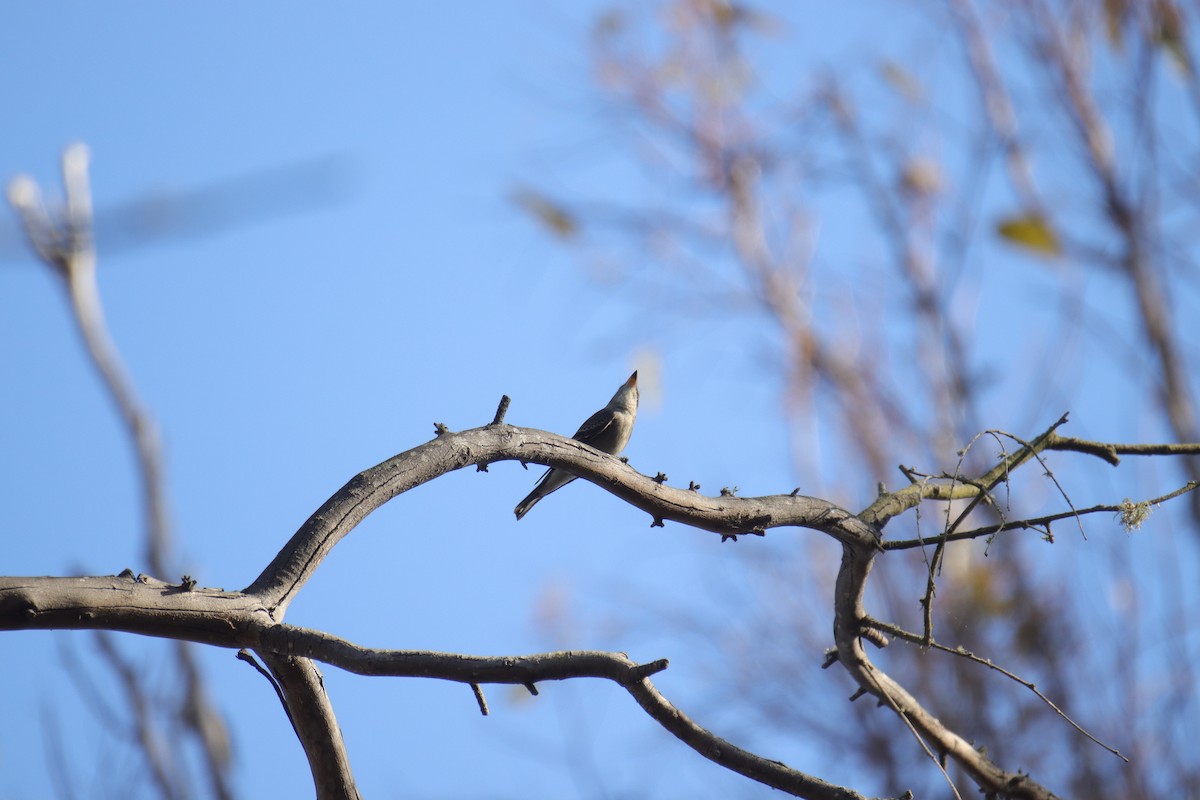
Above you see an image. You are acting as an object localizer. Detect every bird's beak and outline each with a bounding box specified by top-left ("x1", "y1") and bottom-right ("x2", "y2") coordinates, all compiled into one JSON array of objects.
[{"x1": 626, "y1": 371, "x2": 638, "y2": 387}]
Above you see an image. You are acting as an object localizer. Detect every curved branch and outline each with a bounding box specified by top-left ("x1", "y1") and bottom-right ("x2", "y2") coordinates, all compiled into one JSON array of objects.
[
  {"x1": 260, "y1": 653, "x2": 360, "y2": 800},
  {"x1": 11, "y1": 410, "x2": 1124, "y2": 800},
  {"x1": 3, "y1": 406, "x2": 1108, "y2": 800},
  {"x1": 228, "y1": 414, "x2": 1070, "y2": 797},
  {"x1": 243, "y1": 423, "x2": 880, "y2": 616},
  {"x1": 831, "y1": 547, "x2": 1061, "y2": 800},
  {"x1": 0, "y1": 574, "x2": 871, "y2": 799}
]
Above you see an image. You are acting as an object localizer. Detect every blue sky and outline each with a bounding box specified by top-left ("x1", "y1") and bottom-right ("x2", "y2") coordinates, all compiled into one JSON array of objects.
[
  {"x1": 4, "y1": 3, "x2": 1198, "y2": 799},
  {"x1": 0, "y1": 4, "x2": 827, "y2": 798}
]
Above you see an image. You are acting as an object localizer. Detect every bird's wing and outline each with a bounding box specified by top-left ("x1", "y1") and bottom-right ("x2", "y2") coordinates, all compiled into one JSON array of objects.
[
  {"x1": 530, "y1": 464, "x2": 554, "y2": 487},
  {"x1": 572, "y1": 408, "x2": 615, "y2": 445}
]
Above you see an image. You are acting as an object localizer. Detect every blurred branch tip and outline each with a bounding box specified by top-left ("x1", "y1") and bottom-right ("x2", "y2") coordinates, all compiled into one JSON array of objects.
[{"x1": 2, "y1": 151, "x2": 357, "y2": 264}]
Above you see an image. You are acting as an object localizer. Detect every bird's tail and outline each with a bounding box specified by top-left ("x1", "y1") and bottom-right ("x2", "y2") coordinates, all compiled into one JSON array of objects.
[
  {"x1": 513, "y1": 490, "x2": 541, "y2": 520},
  {"x1": 514, "y1": 468, "x2": 576, "y2": 520}
]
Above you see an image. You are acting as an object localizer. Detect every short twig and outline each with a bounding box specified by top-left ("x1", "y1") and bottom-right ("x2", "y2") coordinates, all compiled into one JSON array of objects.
[
  {"x1": 490, "y1": 395, "x2": 510, "y2": 426},
  {"x1": 471, "y1": 683, "x2": 489, "y2": 716}
]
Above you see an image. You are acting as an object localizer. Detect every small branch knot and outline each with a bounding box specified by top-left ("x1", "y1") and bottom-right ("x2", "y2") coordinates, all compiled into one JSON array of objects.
[
  {"x1": 433, "y1": 422, "x2": 451, "y2": 436},
  {"x1": 653, "y1": 472, "x2": 668, "y2": 484}
]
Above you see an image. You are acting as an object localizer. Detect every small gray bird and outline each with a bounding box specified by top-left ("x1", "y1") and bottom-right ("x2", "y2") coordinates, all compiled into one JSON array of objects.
[{"x1": 514, "y1": 371, "x2": 639, "y2": 520}]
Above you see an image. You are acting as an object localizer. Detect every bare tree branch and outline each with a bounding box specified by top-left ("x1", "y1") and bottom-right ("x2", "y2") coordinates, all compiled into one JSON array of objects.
[
  {"x1": 9, "y1": 144, "x2": 174, "y2": 572},
  {"x1": 885, "y1": 481, "x2": 1199, "y2": 549},
  {"x1": 831, "y1": 546, "x2": 1062, "y2": 800},
  {"x1": 24, "y1": 409, "x2": 1191, "y2": 797},
  {"x1": 865, "y1": 617, "x2": 1126, "y2": 761},
  {"x1": 0, "y1": 572, "x2": 866, "y2": 799},
  {"x1": 7, "y1": 146, "x2": 231, "y2": 798},
  {"x1": 243, "y1": 424, "x2": 880, "y2": 617},
  {"x1": 92, "y1": 631, "x2": 185, "y2": 800},
  {"x1": 259, "y1": 653, "x2": 360, "y2": 800}
]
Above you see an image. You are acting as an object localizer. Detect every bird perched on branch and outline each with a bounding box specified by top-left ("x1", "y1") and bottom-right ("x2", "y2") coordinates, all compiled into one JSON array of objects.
[{"x1": 514, "y1": 371, "x2": 639, "y2": 520}]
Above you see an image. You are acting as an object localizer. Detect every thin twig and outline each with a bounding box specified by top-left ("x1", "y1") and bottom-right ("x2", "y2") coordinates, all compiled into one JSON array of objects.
[
  {"x1": 1001, "y1": 430, "x2": 1085, "y2": 539},
  {"x1": 866, "y1": 618, "x2": 1127, "y2": 761},
  {"x1": 237, "y1": 649, "x2": 298, "y2": 738},
  {"x1": 870, "y1": 669, "x2": 965, "y2": 800},
  {"x1": 885, "y1": 481, "x2": 1199, "y2": 549},
  {"x1": 1044, "y1": 434, "x2": 1200, "y2": 465}
]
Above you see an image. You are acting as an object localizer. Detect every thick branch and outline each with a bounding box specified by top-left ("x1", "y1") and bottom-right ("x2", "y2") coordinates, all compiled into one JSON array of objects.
[
  {"x1": 18, "y1": 412, "x2": 1147, "y2": 799},
  {"x1": 242, "y1": 424, "x2": 880, "y2": 616},
  {"x1": 0, "y1": 575, "x2": 265, "y2": 643},
  {"x1": 0, "y1": 574, "x2": 869, "y2": 799},
  {"x1": 260, "y1": 653, "x2": 359, "y2": 800}
]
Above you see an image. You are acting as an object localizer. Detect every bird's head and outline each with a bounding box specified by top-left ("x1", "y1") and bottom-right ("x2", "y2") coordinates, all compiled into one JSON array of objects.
[{"x1": 611, "y1": 370, "x2": 639, "y2": 412}]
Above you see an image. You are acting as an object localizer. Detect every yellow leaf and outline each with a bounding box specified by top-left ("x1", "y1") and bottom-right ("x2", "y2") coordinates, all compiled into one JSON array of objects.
[
  {"x1": 511, "y1": 188, "x2": 578, "y2": 239},
  {"x1": 996, "y1": 212, "x2": 1063, "y2": 257}
]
